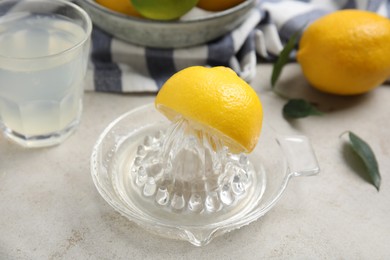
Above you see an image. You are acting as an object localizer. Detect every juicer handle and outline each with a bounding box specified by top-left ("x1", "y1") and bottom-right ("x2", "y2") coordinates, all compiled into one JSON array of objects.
[{"x1": 277, "y1": 135, "x2": 320, "y2": 177}]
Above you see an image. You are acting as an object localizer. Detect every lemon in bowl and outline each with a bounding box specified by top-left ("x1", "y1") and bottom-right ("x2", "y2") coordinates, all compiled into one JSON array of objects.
[
  {"x1": 95, "y1": 0, "x2": 141, "y2": 17},
  {"x1": 197, "y1": 0, "x2": 245, "y2": 11},
  {"x1": 131, "y1": 0, "x2": 199, "y2": 21}
]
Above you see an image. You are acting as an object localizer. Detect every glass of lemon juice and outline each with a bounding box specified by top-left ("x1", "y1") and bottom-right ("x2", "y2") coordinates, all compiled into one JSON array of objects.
[{"x1": 0, "y1": 0, "x2": 92, "y2": 147}]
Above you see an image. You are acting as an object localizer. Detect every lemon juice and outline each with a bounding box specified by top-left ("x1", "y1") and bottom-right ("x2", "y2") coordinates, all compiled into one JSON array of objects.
[{"x1": 0, "y1": 13, "x2": 90, "y2": 146}]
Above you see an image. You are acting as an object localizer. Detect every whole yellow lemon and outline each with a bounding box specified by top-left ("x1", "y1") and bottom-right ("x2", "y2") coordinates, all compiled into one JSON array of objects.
[{"x1": 297, "y1": 10, "x2": 390, "y2": 95}]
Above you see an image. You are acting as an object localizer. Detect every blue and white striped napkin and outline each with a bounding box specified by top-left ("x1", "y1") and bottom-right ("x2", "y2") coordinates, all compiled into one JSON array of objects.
[{"x1": 85, "y1": 0, "x2": 390, "y2": 92}]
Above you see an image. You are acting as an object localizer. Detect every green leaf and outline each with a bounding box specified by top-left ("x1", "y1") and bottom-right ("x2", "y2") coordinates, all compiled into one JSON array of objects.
[
  {"x1": 347, "y1": 131, "x2": 381, "y2": 191},
  {"x1": 271, "y1": 32, "x2": 299, "y2": 87},
  {"x1": 283, "y1": 99, "x2": 323, "y2": 118}
]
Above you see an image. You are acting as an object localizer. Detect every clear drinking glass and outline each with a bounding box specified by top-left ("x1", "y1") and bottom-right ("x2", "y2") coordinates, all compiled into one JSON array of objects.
[{"x1": 0, "y1": 0, "x2": 92, "y2": 147}]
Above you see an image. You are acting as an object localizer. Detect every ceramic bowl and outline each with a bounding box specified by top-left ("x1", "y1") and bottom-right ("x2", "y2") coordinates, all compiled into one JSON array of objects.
[{"x1": 76, "y1": 0, "x2": 256, "y2": 48}]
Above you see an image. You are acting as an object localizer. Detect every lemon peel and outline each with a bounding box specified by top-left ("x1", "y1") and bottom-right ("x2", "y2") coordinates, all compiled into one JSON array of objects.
[{"x1": 155, "y1": 66, "x2": 263, "y2": 153}]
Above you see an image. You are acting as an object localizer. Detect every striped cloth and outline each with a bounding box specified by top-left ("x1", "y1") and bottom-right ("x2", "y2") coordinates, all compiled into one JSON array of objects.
[{"x1": 85, "y1": 0, "x2": 390, "y2": 92}]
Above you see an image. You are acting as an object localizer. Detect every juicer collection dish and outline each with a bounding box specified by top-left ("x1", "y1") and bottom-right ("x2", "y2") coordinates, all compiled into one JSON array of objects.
[{"x1": 91, "y1": 104, "x2": 320, "y2": 246}]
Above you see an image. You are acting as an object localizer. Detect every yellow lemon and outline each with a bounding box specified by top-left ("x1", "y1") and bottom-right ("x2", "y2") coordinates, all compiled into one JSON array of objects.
[
  {"x1": 131, "y1": 0, "x2": 198, "y2": 20},
  {"x1": 155, "y1": 66, "x2": 263, "y2": 153},
  {"x1": 297, "y1": 10, "x2": 390, "y2": 95},
  {"x1": 197, "y1": 0, "x2": 245, "y2": 12},
  {"x1": 95, "y1": 0, "x2": 141, "y2": 17}
]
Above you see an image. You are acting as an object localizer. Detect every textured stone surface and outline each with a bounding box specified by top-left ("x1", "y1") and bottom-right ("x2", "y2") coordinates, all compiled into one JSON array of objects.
[{"x1": 1, "y1": 64, "x2": 389, "y2": 259}]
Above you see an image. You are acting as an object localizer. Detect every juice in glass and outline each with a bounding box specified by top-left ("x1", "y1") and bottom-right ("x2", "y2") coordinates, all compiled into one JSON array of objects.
[{"x1": 0, "y1": 0, "x2": 92, "y2": 147}]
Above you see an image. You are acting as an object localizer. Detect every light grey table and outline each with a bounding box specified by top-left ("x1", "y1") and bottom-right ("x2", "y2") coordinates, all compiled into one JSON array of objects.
[{"x1": 1, "y1": 64, "x2": 389, "y2": 259}]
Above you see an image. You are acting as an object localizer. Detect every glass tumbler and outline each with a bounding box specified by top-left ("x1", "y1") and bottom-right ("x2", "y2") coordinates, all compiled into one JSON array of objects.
[{"x1": 0, "y1": 0, "x2": 92, "y2": 147}]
